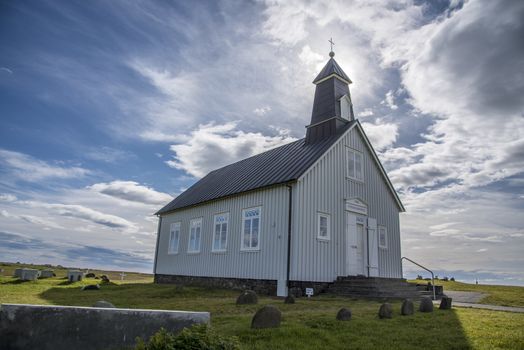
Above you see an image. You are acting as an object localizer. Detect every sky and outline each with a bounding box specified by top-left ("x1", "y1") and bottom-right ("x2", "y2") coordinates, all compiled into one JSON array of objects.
[{"x1": 1, "y1": 0, "x2": 523, "y2": 285}]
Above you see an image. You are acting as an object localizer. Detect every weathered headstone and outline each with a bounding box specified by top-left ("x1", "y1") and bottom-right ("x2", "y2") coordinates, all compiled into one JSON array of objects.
[
  {"x1": 14, "y1": 268, "x2": 23, "y2": 278},
  {"x1": 439, "y1": 296, "x2": 453, "y2": 310},
  {"x1": 67, "y1": 270, "x2": 84, "y2": 282},
  {"x1": 284, "y1": 295, "x2": 295, "y2": 304},
  {"x1": 100, "y1": 275, "x2": 110, "y2": 283},
  {"x1": 82, "y1": 284, "x2": 100, "y2": 291},
  {"x1": 20, "y1": 269, "x2": 40, "y2": 281},
  {"x1": 92, "y1": 300, "x2": 115, "y2": 308},
  {"x1": 378, "y1": 303, "x2": 393, "y2": 319},
  {"x1": 251, "y1": 305, "x2": 281, "y2": 329},
  {"x1": 40, "y1": 270, "x2": 54, "y2": 278},
  {"x1": 419, "y1": 297, "x2": 434, "y2": 313},
  {"x1": 85, "y1": 272, "x2": 96, "y2": 278},
  {"x1": 236, "y1": 290, "x2": 258, "y2": 305},
  {"x1": 336, "y1": 308, "x2": 352, "y2": 321},
  {"x1": 401, "y1": 299, "x2": 414, "y2": 316}
]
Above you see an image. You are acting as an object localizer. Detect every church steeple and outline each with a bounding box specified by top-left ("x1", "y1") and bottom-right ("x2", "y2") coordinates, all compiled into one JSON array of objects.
[{"x1": 305, "y1": 44, "x2": 354, "y2": 144}]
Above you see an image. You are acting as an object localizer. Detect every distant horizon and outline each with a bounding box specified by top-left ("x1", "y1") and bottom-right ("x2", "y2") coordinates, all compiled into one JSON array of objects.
[
  {"x1": 3, "y1": 260, "x2": 523, "y2": 288},
  {"x1": 1, "y1": 1, "x2": 523, "y2": 287}
]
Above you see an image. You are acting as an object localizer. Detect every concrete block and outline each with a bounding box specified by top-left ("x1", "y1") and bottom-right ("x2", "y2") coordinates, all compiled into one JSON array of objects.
[
  {"x1": 40, "y1": 270, "x2": 54, "y2": 278},
  {"x1": 0, "y1": 303, "x2": 210, "y2": 350},
  {"x1": 67, "y1": 270, "x2": 84, "y2": 282},
  {"x1": 20, "y1": 269, "x2": 40, "y2": 281}
]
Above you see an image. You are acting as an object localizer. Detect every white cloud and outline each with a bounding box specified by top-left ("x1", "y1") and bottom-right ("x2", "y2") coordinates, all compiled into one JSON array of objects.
[
  {"x1": 89, "y1": 181, "x2": 172, "y2": 205},
  {"x1": 253, "y1": 106, "x2": 272, "y2": 116},
  {"x1": 361, "y1": 121, "x2": 398, "y2": 151},
  {"x1": 166, "y1": 122, "x2": 297, "y2": 178},
  {"x1": 0, "y1": 149, "x2": 90, "y2": 182},
  {"x1": 31, "y1": 202, "x2": 139, "y2": 232},
  {"x1": 382, "y1": 90, "x2": 398, "y2": 110},
  {"x1": 0, "y1": 194, "x2": 17, "y2": 202},
  {"x1": 298, "y1": 45, "x2": 324, "y2": 68},
  {"x1": 84, "y1": 147, "x2": 133, "y2": 163},
  {"x1": 357, "y1": 108, "x2": 374, "y2": 118},
  {"x1": 0, "y1": 67, "x2": 13, "y2": 74}
]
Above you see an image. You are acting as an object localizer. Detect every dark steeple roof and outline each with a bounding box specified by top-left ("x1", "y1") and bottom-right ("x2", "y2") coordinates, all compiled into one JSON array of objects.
[
  {"x1": 312, "y1": 57, "x2": 352, "y2": 84},
  {"x1": 306, "y1": 52, "x2": 354, "y2": 144}
]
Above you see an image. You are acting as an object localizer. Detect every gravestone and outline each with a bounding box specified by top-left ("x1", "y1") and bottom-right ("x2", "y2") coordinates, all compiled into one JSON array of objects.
[
  {"x1": 378, "y1": 303, "x2": 393, "y2": 319},
  {"x1": 14, "y1": 268, "x2": 23, "y2": 278},
  {"x1": 85, "y1": 273, "x2": 96, "y2": 278},
  {"x1": 419, "y1": 297, "x2": 434, "y2": 312},
  {"x1": 40, "y1": 270, "x2": 54, "y2": 278},
  {"x1": 20, "y1": 269, "x2": 40, "y2": 281},
  {"x1": 284, "y1": 295, "x2": 295, "y2": 304},
  {"x1": 100, "y1": 275, "x2": 110, "y2": 283},
  {"x1": 236, "y1": 290, "x2": 258, "y2": 305},
  {"x1": 92, "y1": 300, "x2": 115, "y2": 308},
  {"x1": 67, "y1": 270, "x2": 84, "y2": 282},
  {"x1": 336, "y1": 308, "x2": 352, "y2": 321},
  {"x1": 251, "y1": 305, "x2": 281, "y2": 329},
  {"x1": 401, "y1": 299, "x2": 414, "y2": 316},
  {"x1": 439, "y1": 296, "x2": 453, "y2": 310}
]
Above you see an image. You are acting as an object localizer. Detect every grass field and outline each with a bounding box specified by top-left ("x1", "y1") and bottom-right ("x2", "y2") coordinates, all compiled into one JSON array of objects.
[
  {"x1": 1, "y1": 263, "x2": 523, "y2": 349},
  {"x1": 409, "y1": 279, "x2": 524, "y2": 307}
]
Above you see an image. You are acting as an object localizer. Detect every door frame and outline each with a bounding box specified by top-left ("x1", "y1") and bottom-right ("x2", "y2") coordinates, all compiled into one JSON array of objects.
[{"x1": 345, "y1": 198, "x2": 369, "y2": 276}]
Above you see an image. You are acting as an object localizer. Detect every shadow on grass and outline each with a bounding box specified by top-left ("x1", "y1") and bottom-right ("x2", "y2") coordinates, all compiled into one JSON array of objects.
[
  {"x1": 37, "y1": 283, "x2": 474, "y2": 349},
  {"x1": 1, "y1": 279, "x2": 35, "y2": 285}
]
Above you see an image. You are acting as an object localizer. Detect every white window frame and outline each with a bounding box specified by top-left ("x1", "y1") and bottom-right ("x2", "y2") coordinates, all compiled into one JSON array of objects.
[
  {"x1": 168, "y1": 222, "x2": 181, "y2": 254},
  {"x1": 187, "y1": 217, "x2": 203, "y2": 253},
  {"x1": 378, "y1": 225, "x2": 388, "y2": 249},
  {"x1": 317, "y1": 212, "x2": 330, "y2": 241},
  {"x1": 212, "y1": 212, "x2": 229, "y2": 253},
  {"x1": 241, "y1": 206, "x2": 262, "y2": 251},
  {"x1": 346, "y1": 147, "x2": 364, "y2": 181}
]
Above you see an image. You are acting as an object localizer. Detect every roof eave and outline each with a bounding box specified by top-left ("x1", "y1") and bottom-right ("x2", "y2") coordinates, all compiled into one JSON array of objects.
[{"x1": 155, "y1": 180, "x2": 298, "y2": 216}]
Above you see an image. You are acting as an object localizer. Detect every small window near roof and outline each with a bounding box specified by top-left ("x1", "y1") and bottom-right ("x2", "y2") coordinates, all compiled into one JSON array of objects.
[
  {"x1": 379, "y1": 226, "x2": 387, "y2": 249},
  {"x1": 168, "y1": 222, "x2": 181, "y2": 254},
  {"x1": 317, "y1": 212, "x2": 330, "y2": 240},
  {"x1": 347, "y1": 148, "x2": 364, "y2": 181}
]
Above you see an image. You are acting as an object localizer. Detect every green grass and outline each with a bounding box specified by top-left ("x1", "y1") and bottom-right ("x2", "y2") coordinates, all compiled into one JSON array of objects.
[
  {"x1": 1, "y1": 263, "x2": 524, "y2": 349},
  {"x1": 409, "y1": 279, "x2": 524, "y2": 307}
]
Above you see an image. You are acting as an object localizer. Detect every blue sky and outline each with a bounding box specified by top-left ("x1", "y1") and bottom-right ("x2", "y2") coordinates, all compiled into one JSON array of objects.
[{"x1": 1, "y1": 0, "x2": 523, "y2": 285}]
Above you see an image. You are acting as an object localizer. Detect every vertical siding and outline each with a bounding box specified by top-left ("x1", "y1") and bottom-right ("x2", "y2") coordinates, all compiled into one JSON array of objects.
[
  {"x1": 156, "y1": 186, "x2": 289, "y2": 281},
  {"x1": 291, "y1": 127, "x2": 402, "y2": 282}
]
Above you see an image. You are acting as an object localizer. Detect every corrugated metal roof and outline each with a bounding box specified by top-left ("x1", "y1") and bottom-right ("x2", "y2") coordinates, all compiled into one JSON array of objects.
[
  {"x1": 313, "y1": 58, "x2": 352, "y2": 84},
  {"x1": 156, "y1": 121, "x2": 356, "y2": 214}
]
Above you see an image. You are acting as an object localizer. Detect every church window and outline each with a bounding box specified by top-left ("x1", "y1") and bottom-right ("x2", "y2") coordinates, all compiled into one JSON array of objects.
[
  {"x1": 187, "y1": 218, "x2": 202, "y2": 253},
  {"x1": 347, "y1": 148, "x2": 364, "y2": 181},
  {"x1": 317, "y1": 212, "x2": 330, "y2": 240},
  {"x1": 212, "y1": 213, "x2": 229, "y2": 252},
  {"x1": 241, "y1": 206, "x2": 261, "y2": 251},
  {"x1": 168, "y1": 222, "x2": 181, "y2": 254},
  {"x1": 379, "y1": 225, "x2": 388, "y2": 249}
]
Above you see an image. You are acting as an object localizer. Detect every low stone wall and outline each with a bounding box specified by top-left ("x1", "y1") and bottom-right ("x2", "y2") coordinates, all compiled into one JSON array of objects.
[
  {"x1": 0, "y1": 303, "x2": 210, "y2": 350},
  {"x1": 155, "y1": 274, "x2": 278, "y2": 295}
]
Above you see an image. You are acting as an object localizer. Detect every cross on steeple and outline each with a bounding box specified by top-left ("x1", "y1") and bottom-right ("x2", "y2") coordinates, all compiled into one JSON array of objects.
[{"x1": 328, "y1": 37, "x2": 335, "y2": 52}]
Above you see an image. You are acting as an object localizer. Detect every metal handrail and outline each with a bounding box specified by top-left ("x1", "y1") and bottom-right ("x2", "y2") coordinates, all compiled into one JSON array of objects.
[{"x1": 401, "y1": 257, "x2": 436, "y2": 300}]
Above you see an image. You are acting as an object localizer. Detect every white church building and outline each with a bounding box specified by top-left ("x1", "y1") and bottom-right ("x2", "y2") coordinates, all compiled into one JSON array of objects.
[{"x1": 153, "y1": 50, "x2": 405, "y2": 297}]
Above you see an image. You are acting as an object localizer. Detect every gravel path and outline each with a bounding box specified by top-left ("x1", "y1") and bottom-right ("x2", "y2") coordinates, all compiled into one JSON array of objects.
[{"x1": 444, "y1": 290, "x2": 486, "y2": 303}]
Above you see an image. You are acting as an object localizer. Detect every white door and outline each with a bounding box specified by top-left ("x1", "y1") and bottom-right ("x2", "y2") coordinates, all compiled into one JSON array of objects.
[
  {"x1": 367, "y1": 217, "x2": 379, "y2": 277},
  {"x1": 356, "y1": 222, "x2": 366, "y2": 275}
]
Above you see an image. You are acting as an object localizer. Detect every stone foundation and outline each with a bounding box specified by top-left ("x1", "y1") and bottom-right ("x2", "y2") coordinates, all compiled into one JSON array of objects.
[
  {"x1": 155, "y1": 274, "x2": 278, "y2": 295},
  {"x1": 288, "y1": 280, "x2": 333, "y2": 297}
]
